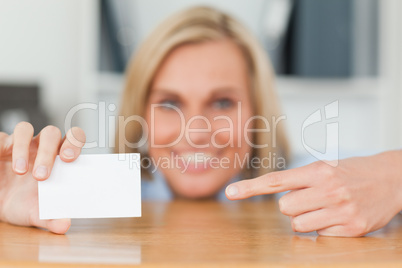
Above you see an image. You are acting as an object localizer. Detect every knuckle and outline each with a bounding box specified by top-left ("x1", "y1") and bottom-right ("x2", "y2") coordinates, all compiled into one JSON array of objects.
[
  {"x1": 314, "y1": 161, "x2": 337, "y2": 179},
  {"x1": 329, "y1": 186, "x2": 351, "y2": 204},
  {"x1": 0, "y1": 132, "x2": 8, "y2": 140},
  {"x1": 336, "y1": 186, "x2": 351, "y2": 203},
  {"x1": 67, "y1": 127, "x2": 86, "y2": 147},
  {"x1": 267, "y1": 172, "x2": 283, "y2": 187},
  {"x1": 322, "y1": 166, "x2": 337, "y2": 180},
  {"x1": 37, "y1": 144, "x2": 58, "y2": 157},
  {"x1": 42, "y1": 125, "x2": 62, "y2": 138},
  {"x1": 350, "y1": 219, "x2": 369, "y2": 237},
  {"x1": 15, "y1": 121, "x2": 34, "y2": 133},
  {"x1": 278, "y1": 197, "x2": 290, "y2": 215},
  {"x1": 343, "y1": 203, "x2": 358, "y2": 219},
  {"x1": 241, "y1": 181, "x2": 254, "y2": 197},
  {"x1": 0, "y1": 132, "x2": 11, "y2": 156},
  {"x1": 311, "y1": 160, "x2": 325, "y2": 170},
  {"x1": 292, "y1": 217, "x2": 302, "y2": 232},
  {"x1": 71, "y1": 127, "x2": 86, "y2": 139}
]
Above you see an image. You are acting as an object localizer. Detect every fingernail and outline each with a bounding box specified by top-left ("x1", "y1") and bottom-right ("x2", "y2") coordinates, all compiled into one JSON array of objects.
[
  {"x1": 35, "y1": 166, "x2": 48, "y2": 179},
  {"x1": 15, "y1": 158, "x2": 27, "y2": 173},
  {"x1": 226, "y1": 185, "x2": 238, "y2": 197},
  {"x1": 63, "y1": 148, "x2": 75, "y2": 159}
]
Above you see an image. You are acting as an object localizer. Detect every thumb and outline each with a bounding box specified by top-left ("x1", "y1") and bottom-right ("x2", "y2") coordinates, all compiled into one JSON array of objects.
[
  {"x1": 32, "y1": 217, "x2": 71, "y2": 234},
  {"x1": 29, "y1": 206, "x2": 71, "y2": 234}
]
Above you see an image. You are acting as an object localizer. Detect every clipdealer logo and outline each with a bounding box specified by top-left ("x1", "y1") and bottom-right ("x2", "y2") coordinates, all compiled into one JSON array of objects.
[{"x1": 301, "y1": 100, "x2": 339, "y2": 167}]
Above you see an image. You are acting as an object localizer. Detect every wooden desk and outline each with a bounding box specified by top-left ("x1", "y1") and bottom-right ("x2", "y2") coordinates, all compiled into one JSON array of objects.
[{"x1": 1, "y1": 200, "x2": 402, "y2": 267}]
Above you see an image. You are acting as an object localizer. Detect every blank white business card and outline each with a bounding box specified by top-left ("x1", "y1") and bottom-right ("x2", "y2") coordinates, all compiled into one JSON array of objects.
[{"x1": 38, "y1": 153, "x2": 141, "y2": 219}]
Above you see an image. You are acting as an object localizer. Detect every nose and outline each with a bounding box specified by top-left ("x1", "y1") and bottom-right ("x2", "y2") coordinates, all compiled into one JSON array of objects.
[{"x1": 185, "y1": 111, "x2": 211, "y2": 148}]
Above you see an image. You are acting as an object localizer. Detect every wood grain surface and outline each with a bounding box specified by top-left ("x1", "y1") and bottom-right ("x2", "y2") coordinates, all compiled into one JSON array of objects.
[{"x1": 1, "y1": 200, "x2": 402, "y2": 267}]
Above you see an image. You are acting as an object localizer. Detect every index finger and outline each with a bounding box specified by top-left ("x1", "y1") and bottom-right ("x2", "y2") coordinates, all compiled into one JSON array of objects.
[
  {"x1": 12, "y1": 122, "x2": 34, "y2": 174},
  {"x1": 59, "y1": 127, "x2": 86, "y2": 162},
  {"x1": 225, "y1": 164, "x2": 317, "y2": 200}
]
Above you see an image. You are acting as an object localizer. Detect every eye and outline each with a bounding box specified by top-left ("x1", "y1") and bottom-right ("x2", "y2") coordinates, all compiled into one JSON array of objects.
[
  {"x1": 159, "y1": 99, "x2": 180, "y2": 110},
  {"x1": 212, "y1": 98, "x2": 234, "y2": 110}
]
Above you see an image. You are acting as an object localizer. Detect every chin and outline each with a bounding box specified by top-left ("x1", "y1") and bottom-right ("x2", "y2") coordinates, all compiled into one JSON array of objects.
[
  {"x1": 165, "y1": 171, "x2": 227, "y2": 199},
  {"x1": 174, "y1": 189, "x2": 218, "y2": 200}
]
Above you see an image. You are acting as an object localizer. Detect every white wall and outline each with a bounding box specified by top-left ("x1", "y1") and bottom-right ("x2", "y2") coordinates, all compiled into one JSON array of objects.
[
  {"x1": 277, "y1": 78, "x2": 381, "y2": 156},
  {"x1": 0, "y1": 0, "x2": 82, "y2": 132},
  {"x1": 379, "y1": 0, "x2": 402, "y2": 149},
  {"x1": 128, "y1": 0, "x2": 267, "y2": 42}
]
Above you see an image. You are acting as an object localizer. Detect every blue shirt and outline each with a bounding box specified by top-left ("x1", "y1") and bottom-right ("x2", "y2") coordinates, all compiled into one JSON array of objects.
[{"x1": 141, "y1": 170, "x2": 240, "y2": 201}]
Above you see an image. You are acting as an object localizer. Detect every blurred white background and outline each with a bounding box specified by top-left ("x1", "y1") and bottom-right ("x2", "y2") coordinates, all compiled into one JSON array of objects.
[{"x1": 0, "y1": 0, "x2": 401, "y2": 162}]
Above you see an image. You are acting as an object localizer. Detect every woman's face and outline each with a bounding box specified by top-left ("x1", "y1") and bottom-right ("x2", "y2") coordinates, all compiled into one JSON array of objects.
[{"x1": 145, "y1": 39, "x2": 253, "y2": 199}]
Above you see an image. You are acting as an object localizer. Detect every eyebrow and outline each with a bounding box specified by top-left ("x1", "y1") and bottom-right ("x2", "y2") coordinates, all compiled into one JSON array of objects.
[
  {"x1": 149, "y1": 89, "x2": 179, "y2": 98},
  {"x1": 209, "y1": 88, "x2": 239, "y2": 98},
  {"x1": 149, "y1": 87, "x2": 240, "y2": 99}
]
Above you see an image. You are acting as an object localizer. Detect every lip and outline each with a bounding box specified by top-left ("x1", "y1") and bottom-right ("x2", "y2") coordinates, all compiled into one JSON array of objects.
[{"x1": 171, "y1": 150, "x2": 222, "y2": 174}]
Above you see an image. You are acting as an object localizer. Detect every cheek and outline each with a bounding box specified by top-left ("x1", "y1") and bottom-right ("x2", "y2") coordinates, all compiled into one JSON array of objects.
[
  {"x1": 146, "y1": 109, "x2": 183, "y2": 146},
  {"x1": 210, "y1": 106, "x2": 253, "y2": 152},
  {"x1": 241, "y1": 110, "x2": 254, "y2": 148},
  {"x1": 210, "y1": 117, "x2": 233, "y2": 146}
]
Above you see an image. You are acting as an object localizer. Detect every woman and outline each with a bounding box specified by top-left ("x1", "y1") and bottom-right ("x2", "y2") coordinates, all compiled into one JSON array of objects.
[
  {"x1": 115, "y1": 6, "x2": 289, "y2": 199},
  {"x1": 0, "y1": 6, "x2": 289, "y2": 234}
]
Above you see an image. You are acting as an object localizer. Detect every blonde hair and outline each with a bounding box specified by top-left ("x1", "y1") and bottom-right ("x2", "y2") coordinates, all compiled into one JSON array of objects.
[{"x1": 115, "y1": 6, "x2": 290, "y2": 178}]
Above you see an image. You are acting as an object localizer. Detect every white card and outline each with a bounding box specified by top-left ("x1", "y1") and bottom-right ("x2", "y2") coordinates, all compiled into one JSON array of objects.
[{"x1": 38, "y1": 153, "x2": 141, "y2": 219}]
